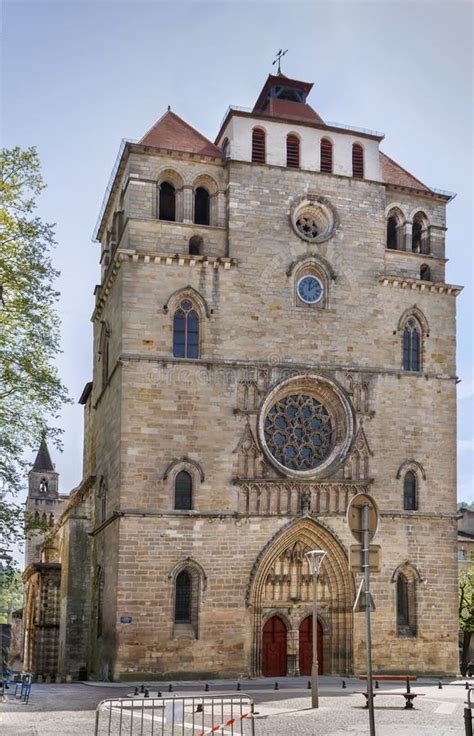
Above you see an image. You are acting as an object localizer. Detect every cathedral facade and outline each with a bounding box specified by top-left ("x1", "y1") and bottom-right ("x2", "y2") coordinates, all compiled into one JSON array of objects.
[{"x1": 23, "y1": 72, "x2": 461, "y2": 680}]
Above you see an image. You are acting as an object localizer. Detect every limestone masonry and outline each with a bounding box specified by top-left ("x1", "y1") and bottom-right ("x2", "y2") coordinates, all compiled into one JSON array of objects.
[{"x1": 23, "y1": 71, "x2": 462, "y2": 680}]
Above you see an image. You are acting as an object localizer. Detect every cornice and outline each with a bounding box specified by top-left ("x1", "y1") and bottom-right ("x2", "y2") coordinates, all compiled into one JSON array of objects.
[
  {"x1": 92, "y1": 249, "x2": 238, "y2": 320},
  {"x1": 379, "y1": 275, "x2": 463, "y2": 296}
]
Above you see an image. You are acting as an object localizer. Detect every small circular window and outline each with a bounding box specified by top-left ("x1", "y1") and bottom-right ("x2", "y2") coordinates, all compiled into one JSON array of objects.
[
  {"x1": 264, "y1": 394, "x2": 333, "y2": 471},
  {"x1": 297, "y1": 275, "x2": 324, "y2": 304},
  {"x1": 290, "y1": 195, "x2": 338, "y2": 243}
]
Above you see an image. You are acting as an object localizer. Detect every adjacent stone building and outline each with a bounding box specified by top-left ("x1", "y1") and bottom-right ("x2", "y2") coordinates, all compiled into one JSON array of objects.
[{"x1": 23, "y1": 71, "x2": 462, "y2": 680}]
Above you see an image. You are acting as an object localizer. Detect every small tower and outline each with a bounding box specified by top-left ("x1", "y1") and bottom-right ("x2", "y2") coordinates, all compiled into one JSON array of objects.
[{"x1": 25, "y1": 438, "x2": 64, "y2": 566}]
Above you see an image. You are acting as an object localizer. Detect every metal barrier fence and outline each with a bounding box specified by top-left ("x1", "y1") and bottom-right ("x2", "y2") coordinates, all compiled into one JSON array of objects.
[
  {"x1": 465, "y1": 687, "x2": 474, "y2": 736},
  {"x1": 94, "y1": 693, "x2": 255, "y2": 736}
]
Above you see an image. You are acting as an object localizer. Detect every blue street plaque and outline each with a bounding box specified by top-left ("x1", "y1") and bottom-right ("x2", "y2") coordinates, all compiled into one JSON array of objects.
[{"x1": 120, "y1": 616, "x2": 132, "y2": 624}]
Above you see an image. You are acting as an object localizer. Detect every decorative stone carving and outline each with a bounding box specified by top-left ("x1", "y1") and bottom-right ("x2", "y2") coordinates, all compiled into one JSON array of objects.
[
  {"x1": 258, "y1": 374, "x2": 356, "y2": 480},
  {"x1": 343, "y1": 425, "x2": 372, "y2": 481},
  {"x1": 290, "y1": 194, "x2": 338, "y2": 244},
  {"x1": 234, "y1": 422, "x2": 267, "y2": 479},
  {"x1": 237, "y1": 479, "x2": 369, "y2": 515}
]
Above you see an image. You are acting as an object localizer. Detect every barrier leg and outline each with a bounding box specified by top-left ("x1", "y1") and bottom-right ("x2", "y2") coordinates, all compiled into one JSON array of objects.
[{"x1": 464, "y1": 707, "x2": 473, "y2": 736}]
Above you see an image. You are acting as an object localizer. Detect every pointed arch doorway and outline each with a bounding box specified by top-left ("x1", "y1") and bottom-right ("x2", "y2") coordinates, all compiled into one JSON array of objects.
[
  {"x1": 299, "y1": 616, "x2": 323, "y2": 676},
  {"x1": 262, "y1": 616, "x2": 287, "y2": 676},
  {"x1": 247, "y1": 518, "x2": 354, "y2": 676}
]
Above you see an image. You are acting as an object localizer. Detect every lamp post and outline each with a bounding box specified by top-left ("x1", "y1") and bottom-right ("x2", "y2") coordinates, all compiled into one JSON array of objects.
[{"x1": 306, "y1": 549, "x2": 327, "y2": 708}]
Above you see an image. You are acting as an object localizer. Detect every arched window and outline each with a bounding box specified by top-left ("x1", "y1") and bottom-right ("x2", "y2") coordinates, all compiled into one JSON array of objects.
[
  {"x1": 403, "y1": 318, "x2": 421, "y2": 372},
  {"x1": 98, "y1": 478, "x2": 108, "y2": 523},
  {"x1": 173, "y1": 300, "x2": 200, "y2": 359},
  {"x1": 159, "y1": 181, "x2": 176, "y2": 221},
  {"x1": 320, "y1": 138, "x2": 333, "y2": 173},
  {"x1": 420, "y1": 264, "x2": 431, "y2": 281},
  {"x1": 387, "y1": 217, "x2": 399, "y2": 249},
  {"x1": 252, "y1": 128, "x2": 266, "y2": 163},
  {"x1": 98, "y1": 321, "x2": 110, "y2": 390},
  {"x1": 396, "y1": 572, "x2": 417, "y2": 637},
  {"x1": 194, "y1": 187, "x2": 210, "y2": 226},
  {"x1": 412, "y1": 219, "x2": 422, "y2": 252},
  {"x1": 189, "y1": 235, "x2": 203, "y2": 256},
  {"x1": 97, "y1": 566, "x2": 104, "y2": 637},
  {"x1": 175, "y1": 570, "x2": 191, "y2": 623},
  {"x1": 175, "y1": 470, "x2": 192, "y2": 510},
  {"x1": 403, "y1": 471, "x2": 417, "y2": 510},
  {"x1": 286, "y1": 134, "x2": 300, "y2": 168},
  {"x1": 352, "y1": 143, "x2": 364, "y2": 178}
]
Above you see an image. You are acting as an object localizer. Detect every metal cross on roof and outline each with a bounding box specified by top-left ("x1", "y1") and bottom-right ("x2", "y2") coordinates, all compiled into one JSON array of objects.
[{"x1": 272, "y1": 48, "x2": 288, "y2": 75}]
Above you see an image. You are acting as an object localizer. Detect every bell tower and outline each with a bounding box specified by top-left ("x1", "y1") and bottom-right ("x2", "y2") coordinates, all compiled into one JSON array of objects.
[{"x1": 25, "y1": 438, "x2": 65, "y2": 566}]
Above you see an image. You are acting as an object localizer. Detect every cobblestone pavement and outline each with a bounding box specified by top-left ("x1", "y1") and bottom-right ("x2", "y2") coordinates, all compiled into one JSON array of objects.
[{"x1": 0, "y1": 676, "x2": 468, "y2": 735}]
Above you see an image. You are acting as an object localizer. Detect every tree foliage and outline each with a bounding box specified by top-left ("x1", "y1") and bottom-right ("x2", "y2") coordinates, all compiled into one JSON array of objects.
[
  {"x1": 459, "y1": 568, "x2": 474, "y2": 675},
  {"x1": 0, "y1": 146, "x2": 69, "y2": 554}
]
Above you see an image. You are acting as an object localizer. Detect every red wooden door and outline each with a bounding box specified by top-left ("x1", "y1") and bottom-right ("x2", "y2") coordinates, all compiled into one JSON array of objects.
[
  {"x1": 299, "y1": 616, "x2": 323, "y2": 675},
  {"x1": 262, "y1": 616, "x2": 287, "y2": 677}
]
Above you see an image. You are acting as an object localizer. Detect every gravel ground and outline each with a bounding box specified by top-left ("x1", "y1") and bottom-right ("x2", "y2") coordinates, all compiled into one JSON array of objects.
[{"x1": 0, "y1": 676, "x2": 468, "y2": 735}]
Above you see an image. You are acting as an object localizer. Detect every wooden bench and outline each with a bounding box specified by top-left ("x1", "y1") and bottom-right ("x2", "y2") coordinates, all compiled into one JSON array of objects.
[{"x1": 358, "y1": 676, "x2": 424, "y2": 709}]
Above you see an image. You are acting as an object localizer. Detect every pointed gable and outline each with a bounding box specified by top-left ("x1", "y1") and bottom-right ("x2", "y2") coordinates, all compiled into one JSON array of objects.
[
  {"x1": 380, "y1": 152, "x2": 431, "y2": 192},
  {"x1": 32, "y1": 437, "x2": 54, "y2": 472},
  {"x1": 139, "y1": 110, "x2": 221, "y2": 157}
]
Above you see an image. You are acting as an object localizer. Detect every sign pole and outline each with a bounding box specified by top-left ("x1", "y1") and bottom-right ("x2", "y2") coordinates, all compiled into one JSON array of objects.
[{"x1": 363, "y1": 502, "x2": 376, "y2": 736}]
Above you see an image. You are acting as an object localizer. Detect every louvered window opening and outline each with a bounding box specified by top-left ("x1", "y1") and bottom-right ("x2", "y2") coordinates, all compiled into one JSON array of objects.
[
  {"x1": 287, "y1": 135, "x2": 300, "y2": 168},
  {"x1": 252, "y1": 129, "x2": 266, "y2": 163},
  {"x1": 175, "y1": 570, "x2": 191, "y2": 623},
  {"x1": 352, "y1": 144, "x2": 364, "y2": 178},
  {"x1": 320, "y1": 139, "x2": 333, "y2": 173},
  {"x1": 175, "y1": 470, "x2": 192, "y2": 510}
]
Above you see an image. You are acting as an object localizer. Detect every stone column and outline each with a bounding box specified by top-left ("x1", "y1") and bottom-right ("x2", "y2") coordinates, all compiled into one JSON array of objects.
[
  {"x1": 403, "y1": 222, "x2": 412, "y2": 251},
  {"x1": 181, "y1": 185, "x2": 193, "y2": 224}
]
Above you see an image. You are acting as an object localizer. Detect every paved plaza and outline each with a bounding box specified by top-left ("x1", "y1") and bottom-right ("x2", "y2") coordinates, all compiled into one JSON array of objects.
[{"x1": 0, "y1": 676, "x2": 468, "y2": 735}]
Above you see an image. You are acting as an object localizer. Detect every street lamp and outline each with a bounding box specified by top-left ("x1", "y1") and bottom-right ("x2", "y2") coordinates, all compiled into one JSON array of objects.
[{"x1": 306, "y1": 549, "x2": 327, "y2": 708}]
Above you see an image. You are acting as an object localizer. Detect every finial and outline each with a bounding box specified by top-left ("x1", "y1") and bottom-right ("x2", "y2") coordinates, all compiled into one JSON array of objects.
[
  {"x1": 272, "y1": 48, "x2": 288, "y2": 75},
  {"x1": 167, "y1": 105, "x2": 171, "y2": 111}
]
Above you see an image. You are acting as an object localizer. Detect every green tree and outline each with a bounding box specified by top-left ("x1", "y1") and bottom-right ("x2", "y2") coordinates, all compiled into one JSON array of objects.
[
  {"x1": 0, "y1": 564, "x2": 23, "y2": 624},
  {"x1": 459, "y1": 569, "x2": 474, "y2": 675},
  {"x1": 0, "y1": 146, "x2": 69, "y2": 555}
]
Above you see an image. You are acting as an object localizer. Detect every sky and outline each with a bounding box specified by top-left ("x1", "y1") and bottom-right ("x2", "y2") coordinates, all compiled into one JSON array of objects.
[{"x1": 2, "y1": 0, "x2": 473, "y2": 513}]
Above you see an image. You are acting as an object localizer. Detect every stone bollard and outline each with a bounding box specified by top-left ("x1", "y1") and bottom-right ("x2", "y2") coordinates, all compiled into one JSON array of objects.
[
  {"x1": 307, "y1": 681, "x2": 311, "y2": 689},
  {"x1": 205, "y1": 683, "x2": 209, "y2": 692},
  {"x1": 237, "y1": 682, "x2": 241, "y2": 691},
  {"x1": 438, "y1": 680, "x2": 442, "y2": 689},
  {"x1": 342, "y1": 680, "x2": 346, "y2": 689},
  {"x1": 274, "y1": 682, "x2": 279, "y2": 690}
]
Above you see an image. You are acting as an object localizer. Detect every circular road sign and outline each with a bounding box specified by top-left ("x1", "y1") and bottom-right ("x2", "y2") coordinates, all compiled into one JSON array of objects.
[{"x1": 347, "y1": 493, "x2": 379, "y2": 543}]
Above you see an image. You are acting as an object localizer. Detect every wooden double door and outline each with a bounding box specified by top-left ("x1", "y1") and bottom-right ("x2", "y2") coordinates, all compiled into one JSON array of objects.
[
  {"x1": 262, "y1": 615, "x2": 324, "y2": 677},
  {"x1": 298, "y1": 615, "x2": 324, "y2": 676}
]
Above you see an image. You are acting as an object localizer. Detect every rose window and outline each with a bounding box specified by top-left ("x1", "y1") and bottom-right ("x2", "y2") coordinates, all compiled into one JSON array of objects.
[
  {"x1": 296, "y1": 217, "x2": 319, "y2": 239},
  {"x1": 263, "y1": 393, "x2": 333, "y2": 471}
]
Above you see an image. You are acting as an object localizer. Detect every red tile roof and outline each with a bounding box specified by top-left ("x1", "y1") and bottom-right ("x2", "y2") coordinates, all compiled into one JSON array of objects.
[
  {"x1": 139, "y1": 110, "x2": 221, "y2": 157},
  {"x1": 262, "y1": 98, "x2": 325, "y2": 124},
  {"x1": 253, "y1": 73, "x2": 314, "y2": 112},
  {"x1": 380, "y1": 152, "x2": 431, "y2": 192}
]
